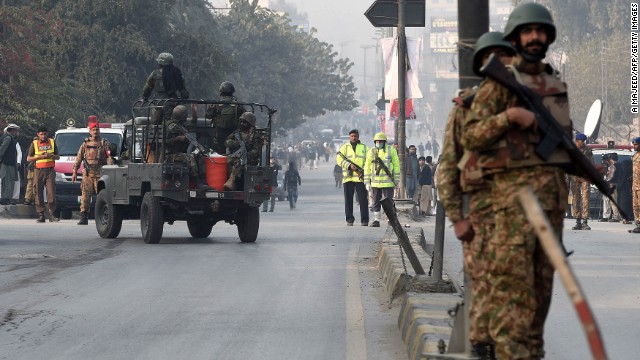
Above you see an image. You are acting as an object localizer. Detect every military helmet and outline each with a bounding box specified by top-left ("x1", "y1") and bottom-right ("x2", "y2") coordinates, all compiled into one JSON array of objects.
[
  {"x1": 239, "y1": 112, "x2": 256, "y2": 127},
  {"x1": 171, "y1": 105, "x2": 188, "y2": 121},
  {"x1": 373, "y1": 132, "x2": 387, "y2": 142},
  {"x1": 156, "y1": 52, "x2": 174, "y2": 65},
  {"x1": 472, "y1": 32, "x2": 516, "y2": 76},
  {"x1": 503, "y1": 2, "x2": 556, "y2": 44},
  {"x1": 219, "y1": 81, "x2": 235, "y2": 96}
]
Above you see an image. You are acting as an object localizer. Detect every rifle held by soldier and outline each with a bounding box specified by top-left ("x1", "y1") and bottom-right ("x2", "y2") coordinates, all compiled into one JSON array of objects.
[
  {"x1": 480, "y1": 53, "x2": 626, "y2": 219},
  {"x1": 174, "y1": 124, "x2": 209, "y2": 155}
]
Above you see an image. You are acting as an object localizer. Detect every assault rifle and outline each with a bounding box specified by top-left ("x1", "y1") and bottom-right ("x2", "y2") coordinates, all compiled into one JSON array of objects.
[
  {"x1": 337, "y1": 151, "x2": 364, "y2": 180},
  {"x1": 372, "y1": 148, "x2": 397, "y2": 186},
  {"x1": 480, "y1": 53, "x2": 627, "y2": 220},
  {"x1": 174, "y1": 124, "x2": 209, "y2": 155},
  {"x1": 228, "y1": 132, "x2": 248, "y2": 166}
]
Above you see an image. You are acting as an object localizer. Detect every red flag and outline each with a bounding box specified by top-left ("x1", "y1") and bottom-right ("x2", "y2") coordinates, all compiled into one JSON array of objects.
[{"x1": 389, "y1": 99, "x2": 415, "y2": 119}]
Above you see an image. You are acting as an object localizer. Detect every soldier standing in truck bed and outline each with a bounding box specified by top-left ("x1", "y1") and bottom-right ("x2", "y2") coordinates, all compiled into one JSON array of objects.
[
  {"x1": 223, "y1": 112, "x2": 263, "y2": 191},
  {"x1": 206, "y1": 81, "x2": 245, "y2": 155}
]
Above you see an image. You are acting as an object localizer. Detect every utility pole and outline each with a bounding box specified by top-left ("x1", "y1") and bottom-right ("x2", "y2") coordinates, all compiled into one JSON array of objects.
[{"x1": 396, "y1": 0, "x2": 407, "y2": 197}]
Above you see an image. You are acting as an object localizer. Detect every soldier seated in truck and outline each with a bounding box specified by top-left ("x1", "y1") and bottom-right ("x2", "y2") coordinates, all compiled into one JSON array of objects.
[
  {"x1": 224, "y1": 112, "x2": 263, "y2": 190},
  {"x1": 165, "y1": 105, "x2": 210, "y2": 189}
]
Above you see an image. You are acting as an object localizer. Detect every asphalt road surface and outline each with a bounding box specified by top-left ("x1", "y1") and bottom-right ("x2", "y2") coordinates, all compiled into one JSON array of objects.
[{"x1": 0, "y1": 157, "x2": 405, "y2": 360}]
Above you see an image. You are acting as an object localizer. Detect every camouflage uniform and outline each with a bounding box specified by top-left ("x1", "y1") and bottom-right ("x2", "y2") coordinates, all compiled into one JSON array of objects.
[
  {"x1": 73, "y1": 136, "x2": 113, "y2": 214},
  {"x1": 165, "y1": 118, "x2": 200, "y2": 180},
  {"x1": 570, "y1": 144, "x2": 593, "y2": 220},
  {"x1": 224, "y1": 113, "x2": 264, "y2": 190},
  {"x1": 24, "y1": 161, "x2": 35, "y2": 204},
  {"x1": 461, "y1": 56, "x2": 571, "y2": 359},
  {"x1": 633, "y1": 151, "x2": 640, "y2": 224},
  {"x1": 437, "y1": 88, "x2": 493, "y2": 346},
  {"x1": 206, "y1": 95, "x2": 245, "y2": 154}
]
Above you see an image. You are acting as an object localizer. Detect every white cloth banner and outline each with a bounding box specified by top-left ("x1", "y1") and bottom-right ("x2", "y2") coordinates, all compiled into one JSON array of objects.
[{"x1": 381, "y1": 36, "x2": 423, "y2": 100}]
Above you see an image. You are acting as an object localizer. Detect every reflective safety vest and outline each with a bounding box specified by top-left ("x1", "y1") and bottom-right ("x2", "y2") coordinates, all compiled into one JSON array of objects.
[
  {"x1": 33, "y1": 138, "x2": 55, "y2": 169},
  {"x1": 364, "y1": 145, "x2": 400, "y2": 188},
  {"x1": 336, "y1": 142, "x2": 368, "y2": 183}
]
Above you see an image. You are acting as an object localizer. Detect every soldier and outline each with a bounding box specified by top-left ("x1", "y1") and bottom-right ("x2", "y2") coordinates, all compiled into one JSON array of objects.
[
  {"x1": 337, "y1": 129, "x2": 369, "y2": 226},
  {"x1": 600, "y1": 153, "x2": 621, "y2": 222},
  {"x1": 27, "y1": 126, "x2": 60, "y2": 223},
  {"x1": 437, "y1": 31, "x2": 515, "y2": 358},
  {"x1": 364, "y1": 132, "x2": 399, "y2": 227},
  {"x1": 630, "y1": 137, "x2": 640, "y2": 233},
  {"x1": 206, "y1": 81, "x2": 245, "y2": 155},
  {"x1": 71, "y1": 117, "x2": 114, "y2": 225},
  {"x1": 570, "y1": 133, "x2": 594, "y2": 230},
  {"x1": 141, "y1": 52, "x2": 189, "y2": 124},
  {"x1": 223, "y1": 112, "x2": 263, "y2": 191},
  {"x1": 461, "y1": 3, "x2": 575, "y2": 358},
  {"x1": 164, "y1": 105, "x2": 210, "y2": 190}
]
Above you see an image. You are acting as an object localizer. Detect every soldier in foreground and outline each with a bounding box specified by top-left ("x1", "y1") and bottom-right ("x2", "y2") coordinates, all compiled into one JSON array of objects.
[
  {"x1": 437, "y1": 31, "x2": 515, "y2": 359},
  {"x1": 461, "y1": 3, "x2": 573, "y2": 358},
  {"x1": 224, "y1": 112, "x2": 263, "y2": 191},
  {"x1": 164, "y1": 105, "x2": 210, "y2": 190},
  {"x1": 364, "y1": 132, "x2": 399, "y2": 227},
  {"x1": 570, "y1": 133, "x2": 594, "y2": 230},
  {"x1": 72, "y1": 117, "x2": 114, "y2": 225}
]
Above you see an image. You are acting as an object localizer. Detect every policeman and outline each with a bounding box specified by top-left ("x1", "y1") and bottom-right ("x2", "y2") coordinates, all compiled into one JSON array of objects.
[
  {"x1": 364, "y1": 132, "x2": 399, "y2": 227},
  {"x1": 165, "y1": 105, "x2": 210, "y2": 189},
  {"x1": 72, "y1": 117, "x2": 114, "y2": 225},
  {"x1": 437, "y1": 31, "x2": 515, "y2": 358},
  {"x1": 141, "y1": 52, "x2": 189, "y2": 123},
  {"x1": 570, "y1": 133, "x2": 594, "y2": 230},
  {"x1": 223, "y1": 112, "x2": 263, "y2": 191},
  {"x1": 27, "y1": 126, "x2": 60, "y2": 223},
  {"x1": 461, "y1": 3, "x2": 573, "y2": 358},
  {"x1": 206, "y1": 81, "x2": 246, "y2": 154},
  {"x1": 336, "y1": 129, "x2": 369, "y2": 226}
]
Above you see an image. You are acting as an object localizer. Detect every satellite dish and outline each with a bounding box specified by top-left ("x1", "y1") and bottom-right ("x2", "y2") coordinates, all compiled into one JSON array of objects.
[{"x1": 583, "y1": 99, "x2": 602, "y2": 141}]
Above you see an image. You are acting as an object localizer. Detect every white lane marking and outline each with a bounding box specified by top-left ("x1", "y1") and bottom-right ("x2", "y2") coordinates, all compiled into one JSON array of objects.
[{"x1": 346, "y1": 239, "x2": 367, "y2": 360}]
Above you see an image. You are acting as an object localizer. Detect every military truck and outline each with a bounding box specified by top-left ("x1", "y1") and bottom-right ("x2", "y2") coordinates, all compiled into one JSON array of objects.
[{"x1": 94, "y1": 99, "x2": 275, "y2": 244}]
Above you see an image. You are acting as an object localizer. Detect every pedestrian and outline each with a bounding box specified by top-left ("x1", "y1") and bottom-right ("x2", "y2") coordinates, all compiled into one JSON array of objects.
[
  {"x1": 27, "y1": 126, "x2": 60, "y2": 223},
  {"x1": 630, "y1": 137, "x2": 640, "y2": 233},
  {"x1": 72, "y1": 117, "x2": 115, "y2": 225},
  {"x1": 618, "y1": 158, "x2": 634, "y2": 224},
  {"x1": 283, "y1": 161, "x2": 301, "y2": 209},
  {"x1": 424, "y1": 139, "x2": 432, "y2": 156},
  {"x1": 364, "y1": 132, "x2": 399, "y2": 227},
  {"x1": 418, "y1": 142, "x2": 425, "y2": 158},
  {"x1": 600, "y1": 153, "x2": 620, "y2": 222},
  {"x1": 406, "y1": 145, "x2": 419, "y2": 201},
  {"x1": 460, "y1": 3, "x2": 575, "y2": 357},
  {"x1": 206, "y1": 81, "x2": 245, "y2": 155},
  {"x1": 417, "y1": 156, "x2": 432, "y2": 216},
  {"x1": 570, "y1": 133, "x2": 594, "y2": 230},
  {"x1": 436, "y1": 31, "x2": 516, "y2": 358},
  {"x1": 432, "y1": 139, "x2": 440, "y2": 159},
  {"x1": 224, "y1": 112, "x2": 264, "y2": 191},
  {"x1": 263, "y1": 156, "x2": 281, "y2": 212},
  {"x1": 333, "y1": 163, "x2": 343, "y2": 188},
  {"x1": 141, "y1": 52, "x2": 190, "y2": 124},
  {"x1": 337, "y1": 129, "x2": 369, "y2": 226},
  {"x1": 425, "y1": 156, "x2": 435, "y2": 213},
  {"x1": 0, "y1": 123, "x2": 20, "y2": 205}
]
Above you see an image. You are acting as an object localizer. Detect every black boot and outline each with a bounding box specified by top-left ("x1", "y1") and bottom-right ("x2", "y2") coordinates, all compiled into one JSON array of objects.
[
  {"x1": 77, "y1": 212, "x2": 88, "y2": 225},
  {"x1": 572, "y1": 218, "x2": 582, "y2": 230},
  {"x1": 37, "y1": 213, "x2": 45, "y2": 223},
  {"x1": 582, "y1": 219, "x2": 591, "y2": 230}
]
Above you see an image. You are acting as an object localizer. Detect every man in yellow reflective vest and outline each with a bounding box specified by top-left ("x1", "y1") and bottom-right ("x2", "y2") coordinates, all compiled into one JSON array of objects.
[
  {"x1": 26, "y1": 126, "x2": 60, "y2": 223},
  {"x1": 336, "y1": 129, "x2": 369, "y2": 226},
  {"x1": 364, "y1": 132, "x2": 400, "y2": 227}
]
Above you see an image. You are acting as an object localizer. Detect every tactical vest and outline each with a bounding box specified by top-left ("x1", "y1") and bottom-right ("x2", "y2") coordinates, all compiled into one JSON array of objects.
[
  {"x1": 33, "y1": 139, "x2": 55, "y2": 169},
  {"x1": 477, "y1": 64, "x2": 572, "y2": 170},
  {"x1": 83, "y1": 138, "x2": 110, "y2": 167},
  {"x1": 154, "y1": 68, "x2": 166, "y2": 96}
]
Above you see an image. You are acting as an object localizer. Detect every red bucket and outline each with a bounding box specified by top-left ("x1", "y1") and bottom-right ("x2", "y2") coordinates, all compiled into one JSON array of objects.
[{"x1": 205, "y1": 155, "x2": 227, "y2": 191}]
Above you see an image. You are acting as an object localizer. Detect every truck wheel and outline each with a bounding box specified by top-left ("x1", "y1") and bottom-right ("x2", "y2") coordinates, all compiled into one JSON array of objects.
[
  {"x1": 60, "y1": 208, "x2": 73, "y2": 220},
  {"x1": 236, "y1": 206, "x2": 259, "y2": 243},
  {"x1": 141, "y1": 193, "x2": 164, "y2": 244},
  {"x1": 187, "y1": 217, "x2": 214, "y2": 238},
  {"x1": 95, "y1": 189, "x2": 123, "y2": 239}
]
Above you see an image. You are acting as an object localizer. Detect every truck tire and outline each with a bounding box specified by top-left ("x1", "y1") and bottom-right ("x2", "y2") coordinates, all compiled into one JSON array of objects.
[
  {"x1": 236, "y1": 206, "x2": 259, "y2": 243},
  {"x1": 141, "y1": 193, "x2": 164, "y2": 244},
  {"x1": 95, "y1": 189, "x2": 123, "y2": 239},
  {"x1": 187, "y1": 217, "x2": 214, "y2": 238}
]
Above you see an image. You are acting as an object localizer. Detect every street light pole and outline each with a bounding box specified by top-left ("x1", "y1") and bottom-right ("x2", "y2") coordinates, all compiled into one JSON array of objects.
[{"x1": 397, "y1": 0, "x2": 407, "y2": 198}]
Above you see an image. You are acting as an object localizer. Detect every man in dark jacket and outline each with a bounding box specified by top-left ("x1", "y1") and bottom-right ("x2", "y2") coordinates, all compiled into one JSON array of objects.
[
  {"x1": 417, "y1": 156, "x2": 432, "y2": 215},
  {"x1": 263, "y1": 156, "x2": 281, "y2": 212},
  {"x1": 283, "y1": 162, "x2": 301, "y2": 209},
  {"x1": 0, "y1": 123, "x2": 20, "y2": 205}
]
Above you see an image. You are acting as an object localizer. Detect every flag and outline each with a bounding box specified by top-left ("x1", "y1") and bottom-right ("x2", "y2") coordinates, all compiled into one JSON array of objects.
[{"x1": 381, "y1": 37, "x2": 423, "y2": 100}]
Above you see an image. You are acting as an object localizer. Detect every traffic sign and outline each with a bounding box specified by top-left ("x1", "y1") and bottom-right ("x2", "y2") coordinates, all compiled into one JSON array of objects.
[{"x1": 364, "y1": 0, "x2": 426, "y2": 27}]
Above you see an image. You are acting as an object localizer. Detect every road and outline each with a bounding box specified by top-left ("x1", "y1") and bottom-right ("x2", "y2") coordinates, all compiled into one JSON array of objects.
[{"x1": 0, "y1": 158, "x2": 405, "y2": 360}]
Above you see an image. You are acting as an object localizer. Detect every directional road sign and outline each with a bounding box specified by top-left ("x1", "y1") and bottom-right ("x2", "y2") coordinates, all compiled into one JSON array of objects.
[{"x1": 364, "y1": 0, "x2": 426, "y2": 27}]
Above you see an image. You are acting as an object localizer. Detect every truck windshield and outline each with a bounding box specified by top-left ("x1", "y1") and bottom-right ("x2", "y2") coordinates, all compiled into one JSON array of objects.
[{"x1": 55, "y1": 133, "x2": 123, "y2": 156}]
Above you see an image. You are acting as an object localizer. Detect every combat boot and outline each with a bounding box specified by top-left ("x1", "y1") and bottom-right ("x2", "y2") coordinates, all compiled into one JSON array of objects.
[
  {"x1": 36, "y1": 213, "x2": 46, "y2": 223},
  {"x1": 224, "y1": 166, "x2": 241, "y2": 191},
  {"x1": 77, "y1": 212, "x2": 88, "y2": 225},
  {"x1": 49, "y1": 214, "x2": 60, "y2": 222},
  {"x1": 370, "y1": 211, "x2": 381, "y2": 227},
  {"x1": 581, "y1": 219, "x2": 591, "y2": 230},
  {"x1": 572, "y1": 218, "x2": 582, "y2": 230}
]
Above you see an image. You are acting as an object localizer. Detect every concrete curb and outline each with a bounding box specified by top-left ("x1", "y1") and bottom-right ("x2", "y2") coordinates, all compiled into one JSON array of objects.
[{"x1": 376, "y1": 205, "x2": 462, "y2": 360}]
